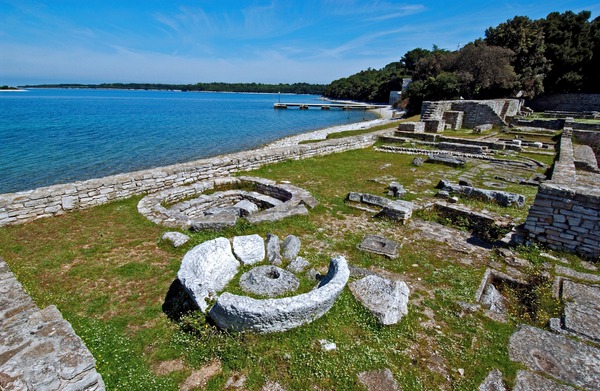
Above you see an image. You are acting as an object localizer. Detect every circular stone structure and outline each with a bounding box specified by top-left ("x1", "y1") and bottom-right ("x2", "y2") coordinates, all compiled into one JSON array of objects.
[
  {"x1": 209, "y1": 256, "x2": 350, "y2": 333},
  {"x1": 138, "y1": 176, "x2": 317, "y2": 230},
  {"x1": 239, "y1": 265, "x2": 300, "y2": 297}
]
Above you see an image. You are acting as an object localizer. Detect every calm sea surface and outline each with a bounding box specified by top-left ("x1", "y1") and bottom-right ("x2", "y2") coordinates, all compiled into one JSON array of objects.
[{"x1": 0, "y1": 89, "x2": 377, "y2": 193}]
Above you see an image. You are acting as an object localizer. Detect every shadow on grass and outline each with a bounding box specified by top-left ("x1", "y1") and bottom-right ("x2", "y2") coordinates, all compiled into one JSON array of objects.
[{"x1": 162, "y1": 278, "x2": 199, "y2": 321}]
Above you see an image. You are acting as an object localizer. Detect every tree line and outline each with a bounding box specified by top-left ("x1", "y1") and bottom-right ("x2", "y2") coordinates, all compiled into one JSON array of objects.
[
  {"x1": 20, "y1": 82, "x2": 327, "y2": 95},
  {"x1": 323, "y1": 10, "x2": 600, "y2": 112}
]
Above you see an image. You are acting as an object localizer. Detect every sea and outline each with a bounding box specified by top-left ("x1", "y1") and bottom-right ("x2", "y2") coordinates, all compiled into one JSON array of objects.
[{"x1": 0, "y1": 89, "x2": 378, "y2": 194}]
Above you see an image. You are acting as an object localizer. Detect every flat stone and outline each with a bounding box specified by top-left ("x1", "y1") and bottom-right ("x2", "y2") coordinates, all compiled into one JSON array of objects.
[
  {"x1": 177, "y1": 237, "x2": 240, "y2": 311},
  {"x1": 161, "y1": 231, "x2": 190, "y2": 248},
  {"x1": 281, "y1": 235, "x2": 301, "y2": 262},
  {"x1": 239, "y1": 266, "x2": 299, "y2": 297},
  {"x1": 224, "y1": 373, "x2": 247, "y2": 389},
  {"x1": 349, "y1": 275, "x2": 410, "y2": 325},
  {"x1": 387, "y1": 181, "x2": 406, "y2": 198},
  {"x1": 509, "y1": 324, "x2": 600, "y2": 389},
  {"x1": 234, "y1": 199, "x2": 259, "y2": 216},
  {"x1": 357, "y1": 368, "x2": 401, "y2": 391},
  {"x1": 480, "y1": 284, "x2": 507, "y2": 314},
  {"x1": 562, "y1": 280, "x2": 600, "y2": 341},
  {"x1": 426, "y1": 154, "x2": 466, "y2": 168},
  {"x1": 555, "y1": 265, "x2": 600, "y2": 283},
  {"x1": 232, "y1": 234, "x2": 265, "y2": 265},
  {"x1": 358, "y1": 235, "x2": 399, "y2": 258},
  {"x1": 266, "y1": 233, "x2": 282, "y2": 265},
  {"x1": 286, "y1": 257, "x2": 310, "y2": 273},
  {"x1": 478, "y1": 369, "x2": 505, "y2": 391},
  {"x1": 513, "y1": 370, "x2": 576, "y2": 391},
  {"x1": 0, "y1": 259, "x2": 105, "y2": 391}
]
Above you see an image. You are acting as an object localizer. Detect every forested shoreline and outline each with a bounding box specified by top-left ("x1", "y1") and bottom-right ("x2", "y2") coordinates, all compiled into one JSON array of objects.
[{"x1": 19, "y1": 82, "x2": 326, "y2": 95}]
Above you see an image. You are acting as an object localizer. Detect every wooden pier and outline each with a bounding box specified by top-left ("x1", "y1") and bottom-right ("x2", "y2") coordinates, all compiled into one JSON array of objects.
[{"x1": 274, "y1": 103, "x2": 386, "y2": 110}]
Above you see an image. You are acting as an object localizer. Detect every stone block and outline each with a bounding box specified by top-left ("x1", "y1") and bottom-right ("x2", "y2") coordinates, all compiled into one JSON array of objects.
[
  {"x1": 424, "y1": 119, "x2": 446, "y2": 133},
  {"x1": 397, "y1": 121, "x2": 425, "y2": 133},
  {"x1": 349, "y1": 275, "x2": 410, "y2": 325},
  {"x1": 177, "y1": 237, "x2": 240, "y2": 311}
]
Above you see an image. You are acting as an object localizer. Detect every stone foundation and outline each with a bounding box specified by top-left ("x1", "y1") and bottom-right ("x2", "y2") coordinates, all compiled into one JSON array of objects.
[{"x1": 0, "y1": 258, "x2": 104, "y2": 390}]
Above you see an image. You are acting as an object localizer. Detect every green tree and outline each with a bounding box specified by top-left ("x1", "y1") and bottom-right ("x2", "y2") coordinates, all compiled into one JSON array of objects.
[
  {"x1": 541, "y1": 10, "x2": 593, "y2": 93},
  {"x1": 485, "y1": 16, "x2": 548, "y2": 97},
  {"x1": 451, "y1": 40, "x2": 517, "y2": 99}
]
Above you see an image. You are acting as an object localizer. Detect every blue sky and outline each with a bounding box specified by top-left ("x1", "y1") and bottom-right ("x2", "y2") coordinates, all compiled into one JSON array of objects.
[{"x1": 1, "y1": 1, "x2": 599, "y2": 85}]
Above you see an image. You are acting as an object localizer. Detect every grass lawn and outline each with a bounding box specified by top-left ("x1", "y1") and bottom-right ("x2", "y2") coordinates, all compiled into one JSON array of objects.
[{"x1": 0, "y1": 139, "x2": 587, "y2": 390}]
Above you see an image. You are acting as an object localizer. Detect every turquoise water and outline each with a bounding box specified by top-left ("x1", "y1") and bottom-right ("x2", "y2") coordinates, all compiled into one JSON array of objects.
[{"x1": 0, "y1": 89, "x2": 377, "y2": 193}]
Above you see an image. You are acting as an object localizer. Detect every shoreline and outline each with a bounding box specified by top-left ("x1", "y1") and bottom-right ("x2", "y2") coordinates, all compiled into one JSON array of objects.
[{"x1": 265, "y1": 105, "x2": 396, "y2": 149}]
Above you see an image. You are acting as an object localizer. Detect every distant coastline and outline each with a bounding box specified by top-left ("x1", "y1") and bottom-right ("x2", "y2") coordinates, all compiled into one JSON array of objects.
[{"x1": 18, "y1": 82, "x2": 327, "y2": 95}]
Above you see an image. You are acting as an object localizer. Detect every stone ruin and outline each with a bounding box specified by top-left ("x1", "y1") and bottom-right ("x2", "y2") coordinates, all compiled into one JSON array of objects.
[
  {"x1": 176, "y1": 234, "x2": 350, "y2": 333},
  {"x1": 346, "y1": 192, "x2": 414, "y2": 224},
  {"x1": 138, "y1": 176, "x2": 317, "y2": 230},
  {"x1": 176, "y1": 232, "x2": 412, "y2": 332}
]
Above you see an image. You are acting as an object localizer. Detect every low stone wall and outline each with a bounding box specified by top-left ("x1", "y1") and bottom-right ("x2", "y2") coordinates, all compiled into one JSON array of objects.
[
  {"x1": 528, "y1": 93, "x2": 600, "y2": 113},
  {"x1": 524, "y1": 182, "x2": 600, "y2": 259},
  {"x1": 0, "y1": 258, "x2": 105, "y2": 390},
  {"x1": 512, "y1": 118, "x2": 565, "y2": 130},
  {"x1": 0, "y1": 133, "x2": 381, "y2": 228},
  {"x1": 524, "y1": 127, "x2": 600, "y2": 260}
]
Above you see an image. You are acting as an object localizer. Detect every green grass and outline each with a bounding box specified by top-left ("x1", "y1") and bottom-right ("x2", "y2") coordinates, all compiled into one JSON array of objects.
[{"x1": 0, "y1": 143, "x2": 595, "y2": 390}]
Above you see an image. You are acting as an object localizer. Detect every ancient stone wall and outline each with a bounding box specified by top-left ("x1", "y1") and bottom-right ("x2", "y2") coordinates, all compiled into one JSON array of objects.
[
  {"x1": 524, "y1": 182, "x2": 600, "y2": 259},
  {"x1": 0, "y1": 258, "x2": 105, "y2": 390},
  {"x1": 421, "y1": 99, "x2": 520, "y2": 129},
  {"x1": 0, "y1": 133, "x2": 381, "y2": 227},
  {"x1": 528, "y1": 93, "x2": 600, "y2": 112},
  {"x1": 524, "y1": 128, "x2": 600, "y2": 260}
]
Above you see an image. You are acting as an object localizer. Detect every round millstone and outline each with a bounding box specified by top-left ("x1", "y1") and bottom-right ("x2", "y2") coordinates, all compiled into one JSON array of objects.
[{"x1": 239, "y1": 265, "x2": 300, "y2": 297}]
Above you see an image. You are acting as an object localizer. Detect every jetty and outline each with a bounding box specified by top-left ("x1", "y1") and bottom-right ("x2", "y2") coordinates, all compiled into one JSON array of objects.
[{"x1": 274, "y1": 102, "x2": 386, "y2": 110}]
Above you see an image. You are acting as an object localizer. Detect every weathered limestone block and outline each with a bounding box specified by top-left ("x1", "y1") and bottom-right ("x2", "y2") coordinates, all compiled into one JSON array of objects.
[
  {"x1": 387, "y1": 182, "x2": 406, "y2": 198},
  {"x1": 266, "y1": 233, "x2": 282, "y2": 265},
  {"x1": 349, "y1": 275, "x2": 409, "y2": 325},
  {"x1": 287, "y1": 256, "x2": 310, "y2": 273},
  {"x1": 509, "y1": 324, "x2": 600, "y2": 389},
  {"x1": 281, "y1": 235, "x2": 301, "y2": 262},
  {"x1": 357, "y1": 235, "x2": 399, "y2": 259},
  {"x1": 177, "y1": 238, "x2": 240, "y2": 312},
  {"x1": 232, "y1": 234, "x2": 265, "y2": 265},
  {"x1": 562, "y1": 280, "x2": 600, "y2": 341},
  {"x1": 436, "y1": 180, "x2": 526, "y2": 207},
  {"x1": 397, "y1": 121, "x2": 425, "y2": 133},
  {"x1": 426, "y1": 154, "x2": 466, "y2": 168},
  {"x1": 209, "y1": 256, "x2": 350, "y2": 333},
  {"x1": 162, "y1": 231, "x2": 190, "y2": 248},
  {"x1": 239, "y1": 266, "x2": 299, "y2": 297},
  {"x1": 0, "y1": 259, "x2": 105, "y2": 391},
  {"x1": 424, "y1": 119, "x2": 446, "y2": 133}
]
